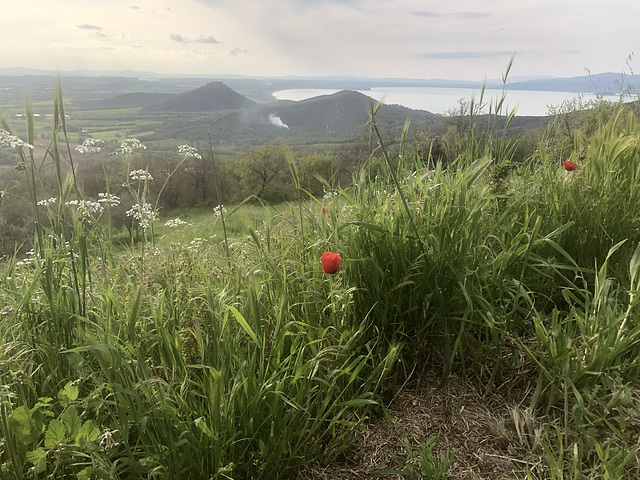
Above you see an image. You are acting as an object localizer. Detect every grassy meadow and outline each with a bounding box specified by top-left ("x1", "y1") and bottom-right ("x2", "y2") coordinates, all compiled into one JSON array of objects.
[{"x1": 1, "y1": 83, "x2": 640, "y2": 479}]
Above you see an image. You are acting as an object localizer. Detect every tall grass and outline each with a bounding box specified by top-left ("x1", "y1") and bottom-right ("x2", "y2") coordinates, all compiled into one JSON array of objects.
[{"x1": 1, "y1": 82, "x2": 640, "y2": 479}]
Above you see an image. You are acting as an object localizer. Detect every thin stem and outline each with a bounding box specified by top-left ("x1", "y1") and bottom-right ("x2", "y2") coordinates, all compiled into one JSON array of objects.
[{"x1": 208, "y1": 117, "x2": 229, "y2": 258}]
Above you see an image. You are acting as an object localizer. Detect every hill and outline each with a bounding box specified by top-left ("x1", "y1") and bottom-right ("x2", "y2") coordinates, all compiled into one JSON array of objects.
[
  {"x1": 507, "y1": 72, "x2": 640, "y2": 95},
  {"x1": 144, "y1": 81, "x2": 256, "y2": 112},
  {"x1": 146, "y1": 90, "x2": 441, "y2": 147}
]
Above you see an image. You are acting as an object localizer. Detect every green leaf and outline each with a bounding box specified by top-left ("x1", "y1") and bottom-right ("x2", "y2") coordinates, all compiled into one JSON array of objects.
[
  {"x1": 26, "y1": 449, "x2": 47, "y2": 473},
  {"x1": 338, "y1": 398, "x2": 378, "y2": 407},
  {"x1": 58, "y1": 381, "x2": 79, "y2": 406},
  {"x1": 228, "y1": 305, "x2": 259, "y2": 345},
  {"x1": 44, "y1": 419, "x2": 66, "y2": 448},
  {"x1": 62, "y1": 406, "x2": 82, "y2": 440},
  {"x1": 76, "y1": 420, "x2": 100, "y2": 446},
  {"x1": 77, "y1": 467, "x2": 111, "y2": 480},
  {"x1": 10, "y1": 406, "x2": 41, "y2": 444}
]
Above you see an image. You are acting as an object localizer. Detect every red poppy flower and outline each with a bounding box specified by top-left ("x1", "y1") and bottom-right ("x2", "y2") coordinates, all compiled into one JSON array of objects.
[
  {"x1": 321, "y1": 251, "x2": 342, "y2": 274},
  {"x1": 320, "y1": 206, "x2": 329, "y2": 214},
  {"x1": 562, "y1": 160, "x2": 578, "y2": 171}
]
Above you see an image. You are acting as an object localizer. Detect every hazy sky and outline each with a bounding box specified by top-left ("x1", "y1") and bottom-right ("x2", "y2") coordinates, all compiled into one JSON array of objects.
[{"x1": 3, "y1": 0, "x2": 639, "y2": 80}]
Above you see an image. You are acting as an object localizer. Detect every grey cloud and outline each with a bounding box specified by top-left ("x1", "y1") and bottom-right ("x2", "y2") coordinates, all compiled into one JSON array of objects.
[
  {"x1": 413, "y1": 11, "x2": 490, "y2": 20},
  {"x1": 77, "y1": 24, "x2": 102, "y2": 30},
  {"x1": 196, "y1": 35, "x2": 222, "y2": 44},
  {"x1": 171, "y1": 34, "x2": 223, "y2": 44},
  {"x1": 415, "y1": 51, "x2": 513, "y2": 59},
  {"x1": 170, "y1": 34, "x2": 189, "y2": 43},
  {"x1": 229, "y1": 48, "x2": 248, "y2": 56}
]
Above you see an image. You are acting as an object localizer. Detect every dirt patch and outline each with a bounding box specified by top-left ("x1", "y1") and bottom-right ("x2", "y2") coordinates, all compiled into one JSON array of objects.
[{"x1": 289, "y1": 371, "x2": 543, "y2": 479}]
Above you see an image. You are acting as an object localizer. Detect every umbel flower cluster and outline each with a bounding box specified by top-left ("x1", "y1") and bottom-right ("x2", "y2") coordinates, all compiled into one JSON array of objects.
[
  {"x1": 129, "y1": 169, "x2": 154, "y2": 182},
  {"x1": 75, "y1": 138, "x2": 104, "y2": 154},
  {"x1": 178, "y1": 144, "x2": 202, "y2": 159},
  {"x1": 0, "y1": 129, "x2": 33, "y2": 149},
  {"x1": 112, "y1": 138, "x2": 147, "y2": 155},
  {"x1": 126, "y1": 202, "x2": 158, "y2": 230}
]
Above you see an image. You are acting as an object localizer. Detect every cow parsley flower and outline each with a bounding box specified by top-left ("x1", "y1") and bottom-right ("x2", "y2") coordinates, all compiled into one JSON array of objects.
[
  {"x1": 178, "y1": 144, "x2": 202, "y2": 159},
  {"x1": 0, "y1": 129, "x2": 34, "y2": 149},
  {"x1": 37, "y1": 197, "x2": 58, "y2": 207},
  {"x1": 66, "y1": 200, "x2": 104, "y2": 221},
  {"x1": 76, "y1": 138, "x2": 104, "y2": 154},
  {"x1": 112, "y1": 138, "x2": 146, "y2": 155},
  {"x1": 165, "y1": 218, "x2": 190, "y2": 228},
  {"x1": 129, "y1": 169, "x2": 154, "y2": 181},
  {"x1": 126, "y1": 202, "x2": 158, "y2": 230},
  {"x1": 213, "y1": 205, "x2": 227, "y2": 217},
  {"x1": 97, "y1": 193, "x2": 120, "y2": 206}
]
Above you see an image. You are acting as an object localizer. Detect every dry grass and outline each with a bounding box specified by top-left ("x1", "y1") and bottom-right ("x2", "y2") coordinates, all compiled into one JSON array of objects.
[{"x1": 288, "y1": 370, "x2": 544, "y2": 480}]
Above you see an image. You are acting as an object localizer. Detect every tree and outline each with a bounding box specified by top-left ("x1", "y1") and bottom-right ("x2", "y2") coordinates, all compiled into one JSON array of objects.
[
  {"x1": 230, "y1": 143, "x2": 292, "y2": 201},
  {"x1": 297, "y1": 151, "x2": 337, "y2": 197}
]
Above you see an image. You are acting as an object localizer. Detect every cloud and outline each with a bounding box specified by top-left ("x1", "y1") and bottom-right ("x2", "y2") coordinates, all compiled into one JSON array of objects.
[
  {"x1": 229, "y1": 47, "x2": 248, "y2": 56},
  {"x1": 171, "y1": 34, "x2": 224, "y2": 44},
  {"x1": 170, "y1": 34, "x2": 188, "y2": 43},
  {"x1": 77, "y1": 24, "x2": 103, "y2": 30},
  {"x1": 415, "y1": 51, "x2": 514, "y2": 60},
  {"x1": 412, "y1": 11, "x2": 491, "y2": 20},
  {"x1": 196, "y1": 35, "x2": 222, "y2": 44}
]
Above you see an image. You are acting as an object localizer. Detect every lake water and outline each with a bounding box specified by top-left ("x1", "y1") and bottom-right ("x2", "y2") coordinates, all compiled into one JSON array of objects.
[{"x1": 272, "y1": 86, "x2": 603, "y2": 117}]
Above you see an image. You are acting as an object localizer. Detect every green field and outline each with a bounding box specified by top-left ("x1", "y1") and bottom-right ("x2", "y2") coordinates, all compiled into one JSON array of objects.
[{"x1": 1, "y1": 87, "x2": 640, "y2": 479}]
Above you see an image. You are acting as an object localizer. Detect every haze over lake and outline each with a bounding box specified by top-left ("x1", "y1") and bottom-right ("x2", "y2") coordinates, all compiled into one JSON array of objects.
[{"x1": 273, "y1": 87, "x2": 605, "y2": 117}]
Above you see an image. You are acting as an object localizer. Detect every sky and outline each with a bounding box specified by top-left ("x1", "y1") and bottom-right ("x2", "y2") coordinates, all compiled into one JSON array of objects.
[{"x1": 2, "y1": 0, "x2": 639, "y2": 81}]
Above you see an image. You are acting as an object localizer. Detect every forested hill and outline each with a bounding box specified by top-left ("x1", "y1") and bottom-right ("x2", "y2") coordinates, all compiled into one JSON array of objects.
[{"x1": 143, "y1": 81, "x2": 257, "y2": 112}]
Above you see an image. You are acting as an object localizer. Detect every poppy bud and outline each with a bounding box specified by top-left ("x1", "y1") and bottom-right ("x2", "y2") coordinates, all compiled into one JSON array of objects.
[
  {"x1": 320, "y1": 206, "x2": 329, "y2": 213},
  {"x1": 562, "y1": 160, "x2": 578, "y2": 171},
  {"x1": 321, "y1": 251, "x2": 341, "y2": 274}
]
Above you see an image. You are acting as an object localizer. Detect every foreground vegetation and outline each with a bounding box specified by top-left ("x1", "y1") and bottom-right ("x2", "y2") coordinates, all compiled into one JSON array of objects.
[{"x1": 1, "y1": 82, "x2": 640, "y2": 479}]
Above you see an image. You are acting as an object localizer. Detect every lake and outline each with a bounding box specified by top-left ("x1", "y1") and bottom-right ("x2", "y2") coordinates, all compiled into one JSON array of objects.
[{"x1": 272, "y1": 86, "x2": 603, "y2": 117}]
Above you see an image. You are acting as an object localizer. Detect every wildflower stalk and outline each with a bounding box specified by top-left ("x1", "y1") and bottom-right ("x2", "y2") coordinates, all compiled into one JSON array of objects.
[{"x1": 208, "y1": 117, "x2": 229, "y2": 258}]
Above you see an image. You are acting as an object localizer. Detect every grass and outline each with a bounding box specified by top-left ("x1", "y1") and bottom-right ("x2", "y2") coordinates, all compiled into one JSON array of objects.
[{"x1": 1, "y1": 82, "x2": 640, "y2": 479}]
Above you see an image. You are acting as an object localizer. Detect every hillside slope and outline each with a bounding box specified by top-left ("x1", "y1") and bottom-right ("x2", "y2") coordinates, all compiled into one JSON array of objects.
[
  {"x1": 144, "y1": 81, "x2": 256, "y2": 112},
  {"x1": 148, "y1": 90, "x2": 442, "y2": 147}
]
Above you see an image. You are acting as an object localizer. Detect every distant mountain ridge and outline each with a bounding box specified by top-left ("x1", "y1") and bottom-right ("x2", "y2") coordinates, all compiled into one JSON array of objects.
[{"x1": 1, "y1": 67, "x2": 639, "y2": 96}]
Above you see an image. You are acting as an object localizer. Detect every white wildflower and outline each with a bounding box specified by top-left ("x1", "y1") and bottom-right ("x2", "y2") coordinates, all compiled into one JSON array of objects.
[
  {"x1": 37, "y1": 197, "x2": 58, "y2": 207},
  {"x1": 0, "y1": 129, "x2": 34, "y2": 149},
  {"x1": 75, "y1": 138, "x2": 104, "y2": 154},
  {"x1": 126, "y1": 202, "x2": 158, "y2": 230},
  {"x1": 322, "y1": 187, "x2": 338, "y2": 199},
  {"x1": 112, "y1": 138, "x2": 146, "y2": 155},
  {"x1": 178, "y1": 144, "x2": 202, "y2": 159},
  {"x1": 66, "y1": 199, "x2": 104, "y2": 221},
  {"x1": 187, "y1": 237, "x2": 207, "y2": 250},
  {"x1": 129, "y1": 169, "x2": 154, "y2": 181},
  {"x1": 97, "y1": 193, "x2": 120, "y2": 206},
  {"x1": 213, "y1": 205, "x2": 227, "y2": 217},
  {"x1": 165, "y1": 218, "x2": 190, "y2": 228}
]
